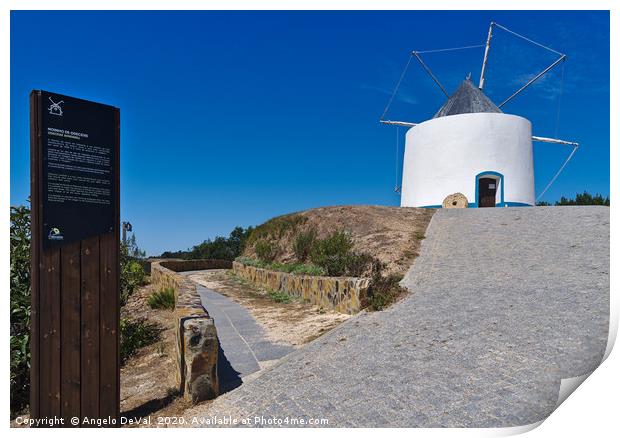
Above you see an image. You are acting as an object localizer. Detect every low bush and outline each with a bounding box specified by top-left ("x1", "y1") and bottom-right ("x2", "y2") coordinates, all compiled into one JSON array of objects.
[
  {"x1": 413, "y1": 231, "x2": 426, "y2": 240},
  {"x1": 344, "y1": 252, "x2": 376, "y2": 277},
  {"x1": 120, "y1": 260, "x2": 147, "y2": 306},
  {"x1": 254, "y1": 239, "x2": 280, "y2": 263},
  {"x1": 366, "y1": 271, "x2": 406, "y2": 311},
  {"x1": 120, "y1": 238, "x2": 147, "y2": 306},
  {"x1": 120, "y1": 317, "x2": 164, "y2": 365},
  {"x1": 148, "y1": 287, "x2": 176, "y2": 310},
  {"x1": 236, "y1": 257, "x2": 326, "y2": 276},
  {"x1": 288, "y1": 263, "x2": 326, "y2": 276},
  {"x1": 309, "y1": 231, "x2": 353, "y2": 276},
  {"x1": 244, "y1": 231, "x2": 375, "y2": 277},
  {"x1": 293, "y1": 228, "x2": 317, "y2": 262},
  {"x1": 236, "y1": 256, "x2": 260, "y2": 266},
  {"x1": 267, "y1": 290, "x2": 293, "y2": 303},
  {"x1": 309, "y1": 231, "x2": 374, "y2": 277}
]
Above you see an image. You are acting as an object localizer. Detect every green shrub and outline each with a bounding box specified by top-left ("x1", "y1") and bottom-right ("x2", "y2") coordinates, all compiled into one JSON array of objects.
[
  {"x1": 344, "y1": 252, "x2": 376, "y2": 277},
  {"x1": 289, "y1": 264, "x2": 326, "y2": 276},
  {"x1": 308, "y1": 231, "x2": 373, "y2": 277},
  {"x1": 293, "y1": 228, "x2": 317, "y2": 262},
  {"x1": 267, "y1": 290, "x2": 293, "y2": 303},
  {"x1": 309, "y1": 231, "x2": 354, "y2": 276},
  {"x1": 10, "y1": 205, "x2": 31, "y2": 417},
  {"x1": 366, "y1": 272, "x2": 406, "y2": 311},
  {"x1": 236, "y1": 256, "x2": 261, "y2": 266},
  {"x1": 120, "y1": 317, "x2": 163, "y2": 365},
  {"x1": 120, "y1": 260, "x2": 146, "y2": 306},
  {"x1": 148, "y1": 287, "x2": 176, "y2": 310},
  {"x1": 120, "y1": 237, "x2": 147, "y2": 306},
  {"x1": 236, "y1": 257, "x2": 326, "y2": 276},
  {"x1": 254, "y1": 239, "x2": 280, "y2": 262}
]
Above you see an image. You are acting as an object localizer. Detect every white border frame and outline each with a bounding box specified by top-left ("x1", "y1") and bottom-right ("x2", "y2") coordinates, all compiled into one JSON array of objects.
[{"x1": 2, "y1": 2, "x2": 617, "y2": 437}]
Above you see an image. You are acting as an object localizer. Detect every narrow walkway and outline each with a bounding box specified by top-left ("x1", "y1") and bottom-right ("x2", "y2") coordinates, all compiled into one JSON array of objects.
[{"x1": 180, "y1": 271, "x2": 294, "y2": 393}]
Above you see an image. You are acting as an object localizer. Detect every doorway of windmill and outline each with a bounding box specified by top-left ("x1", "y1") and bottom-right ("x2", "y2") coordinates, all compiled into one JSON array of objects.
[{"x1": 478, "y1": 177, "x2": 498, "y2": 208}]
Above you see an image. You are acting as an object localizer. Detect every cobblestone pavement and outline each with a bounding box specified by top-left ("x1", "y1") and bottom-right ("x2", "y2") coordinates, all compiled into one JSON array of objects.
[{"x1": 197, "y1": 207, "x2": 609, "y2": 427}]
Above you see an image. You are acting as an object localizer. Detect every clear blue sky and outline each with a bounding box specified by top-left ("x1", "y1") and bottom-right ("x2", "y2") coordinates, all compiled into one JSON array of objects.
[{"x1": 10, "y1": 10, "x2": 609, "y2": 255}]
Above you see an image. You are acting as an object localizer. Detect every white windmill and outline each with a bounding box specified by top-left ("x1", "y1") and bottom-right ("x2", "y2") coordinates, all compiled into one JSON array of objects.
[{"x1": 381, "y1": 22, "x2": 578, "y2": 208}]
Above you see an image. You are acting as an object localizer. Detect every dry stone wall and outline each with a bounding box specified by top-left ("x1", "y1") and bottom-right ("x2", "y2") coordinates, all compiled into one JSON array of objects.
[{"x1": 232, "y1": 261, "x2": 370, "y2": 314}]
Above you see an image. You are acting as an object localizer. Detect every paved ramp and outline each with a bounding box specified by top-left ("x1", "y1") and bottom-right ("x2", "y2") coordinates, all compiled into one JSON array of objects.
[{"x1": 198, "y1": 207, "x2": 609, "y2": 427}]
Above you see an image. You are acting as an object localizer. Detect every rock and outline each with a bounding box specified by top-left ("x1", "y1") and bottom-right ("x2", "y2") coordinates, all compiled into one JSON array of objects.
[
  {"x1": 152, "y1": 261, "x2": 221, "y2": 404},
  {"x1": 182, "y1": 317, "x2": 219, "y2": 403}
]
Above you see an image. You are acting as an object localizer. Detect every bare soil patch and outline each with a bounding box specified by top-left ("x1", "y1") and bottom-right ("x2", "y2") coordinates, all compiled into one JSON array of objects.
[
  {"x1": 186, "y1": 269, "x2": 350, "y2": 346},
  {"x1": 120, "y1": 283, "x2": 190, "y2": 426}
]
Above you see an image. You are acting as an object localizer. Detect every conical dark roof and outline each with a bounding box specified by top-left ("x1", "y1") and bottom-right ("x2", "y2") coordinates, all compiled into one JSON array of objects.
[{"x1": 433, "y1": 79, "x2": 502, "y2": 119}]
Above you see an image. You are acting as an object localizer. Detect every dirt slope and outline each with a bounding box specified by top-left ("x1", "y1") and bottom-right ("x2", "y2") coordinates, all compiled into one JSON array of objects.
[{"x1": 243, "y1": 205, "x2": 435, "y2": 276}]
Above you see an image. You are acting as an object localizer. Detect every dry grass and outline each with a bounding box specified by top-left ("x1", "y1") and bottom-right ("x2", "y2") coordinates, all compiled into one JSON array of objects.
[{"x1": 243, "y1": 205, "x2": 435, "y2": 276}]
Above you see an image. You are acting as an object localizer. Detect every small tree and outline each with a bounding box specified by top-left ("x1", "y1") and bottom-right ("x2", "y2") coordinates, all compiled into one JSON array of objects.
[{"x1": 120, "y1": 234, "x2": 147, "y2": 306}]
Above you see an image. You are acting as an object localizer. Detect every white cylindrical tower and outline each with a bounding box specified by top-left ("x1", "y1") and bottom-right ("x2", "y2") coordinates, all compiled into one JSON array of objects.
[{"x1": 400, "y1": 80, "x2": 535, "y2": 208}]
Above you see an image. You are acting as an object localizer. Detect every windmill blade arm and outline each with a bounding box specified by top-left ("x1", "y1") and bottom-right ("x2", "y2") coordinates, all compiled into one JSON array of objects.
[
  {"x1": 413, "y1": 52, "x2": 450, "y2": 98},
  {"x1": 535, "y1": 144, "x2": 579, "y2": 201},
  {"x1": 532, "y1": 135, "x2": 579, "y2": 147},
  {"x1": 498, "y1": 55, "x2": 566, "y2": 108},
  {"x1": 479, "y1": 22, "x2": 495, "y2": 90},
  {"x1": 493, "y1": 22, "x2": 564, "y2": 56},
  {"x1": 380, "y1": 120, "x2": 418, "y2": 127}
]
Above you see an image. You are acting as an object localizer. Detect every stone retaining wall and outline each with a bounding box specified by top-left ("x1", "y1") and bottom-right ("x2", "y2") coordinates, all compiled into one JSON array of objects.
[
  {"x1": 151, "y1": 260, "x2": 230, "y2": 402},
  {"x1": 232, "y1": 261, "x2": 370, "y2": 314}
]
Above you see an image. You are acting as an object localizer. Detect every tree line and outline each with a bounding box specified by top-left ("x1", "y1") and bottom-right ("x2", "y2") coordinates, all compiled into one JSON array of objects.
[
  {"x1": 159, "y1": 226, "x2": 253, "y2": 260},
  {"x1": 536, "y1": 191, "x2": 609, "y2": 206}
]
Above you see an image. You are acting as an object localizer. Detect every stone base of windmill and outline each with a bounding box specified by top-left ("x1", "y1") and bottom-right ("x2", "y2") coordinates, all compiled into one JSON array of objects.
[{"x1": 442, "y1": 193, "x2": 469, "y2": 209}]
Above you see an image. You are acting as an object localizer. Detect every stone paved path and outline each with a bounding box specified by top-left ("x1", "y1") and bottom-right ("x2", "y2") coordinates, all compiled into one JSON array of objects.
[
  {"x1": 180, "y1": 272, "x2": 294, "y2": 393},
  {"x1": 196, "y1": 207, "x2": 609, "y2": 427}
]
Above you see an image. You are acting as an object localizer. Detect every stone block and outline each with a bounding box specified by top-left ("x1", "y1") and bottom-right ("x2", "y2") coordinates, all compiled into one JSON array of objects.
[
  {"x1": 151, "y1": 260, "x2": 222, "y2": 404},
  {"x1": 182, "y1": 317, "x2": 220, "y2": 402}
]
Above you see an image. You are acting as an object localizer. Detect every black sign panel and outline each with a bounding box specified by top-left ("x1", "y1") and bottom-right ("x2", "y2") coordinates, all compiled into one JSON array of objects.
[{"x1": 38, "y1": 91, "x2": 118, "y2": 248}]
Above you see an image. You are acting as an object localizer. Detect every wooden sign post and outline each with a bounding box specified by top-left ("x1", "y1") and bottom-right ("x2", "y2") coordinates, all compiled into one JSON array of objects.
[{"x1": 30, "y1": 91, "x2": 120, "y2": 427}]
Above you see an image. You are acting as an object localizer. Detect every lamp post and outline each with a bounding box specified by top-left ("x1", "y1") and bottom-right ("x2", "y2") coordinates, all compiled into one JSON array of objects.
[{"x1": 122, "y1": 221, "x2": 132, "y2": 243}]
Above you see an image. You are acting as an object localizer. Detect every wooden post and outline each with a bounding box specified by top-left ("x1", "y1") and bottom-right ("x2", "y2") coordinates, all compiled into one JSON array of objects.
[{"x1": 30, "y1": 91, "x2": 120, "y2": 427}]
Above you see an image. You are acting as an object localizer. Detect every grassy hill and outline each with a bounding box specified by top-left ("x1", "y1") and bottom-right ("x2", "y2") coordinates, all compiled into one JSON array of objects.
[{"x1": 243, "y1": 205, "x2": 435, "y2": 276}]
